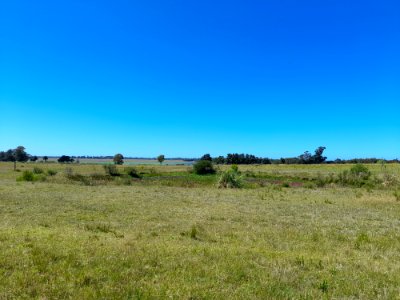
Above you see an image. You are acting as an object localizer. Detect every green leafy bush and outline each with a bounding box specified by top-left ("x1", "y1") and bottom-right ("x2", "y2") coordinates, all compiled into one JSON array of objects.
[
  {"x1": 337, "y1": 164, "x2": 371, "y2": 187},
  {"x1": 17, "y1": 170, "x2": 35, "y2": 182},
  {"x1": 193, "y1": 160, "x2": 216, "y2": 175},
  {"x1": 218, "y1": 166, "x2": 243, "y2": 188},
  {"x1": 350, "y1": 164, "x2": 371, "y2": 180}
]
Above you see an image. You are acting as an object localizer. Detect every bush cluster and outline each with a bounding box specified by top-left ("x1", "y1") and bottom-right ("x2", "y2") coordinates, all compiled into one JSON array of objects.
[
  {"x1": 337, "y1": 164, "x2": 372, "y2": 187},
  {"x1": 193, "y1": 160, "x2": 216, "y2": 175},
  {"x1": 17, "y1": 170, "x2": 46, "y2": 182}
]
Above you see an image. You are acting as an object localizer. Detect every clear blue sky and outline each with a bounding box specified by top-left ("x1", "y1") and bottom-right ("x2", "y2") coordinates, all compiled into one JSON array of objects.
[{"x1": 1, "y1": 0, "x2": 399, "y2": 159}]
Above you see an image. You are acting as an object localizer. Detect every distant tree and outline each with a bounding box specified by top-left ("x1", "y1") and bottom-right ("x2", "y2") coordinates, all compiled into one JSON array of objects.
[
  {"x1": 313, "y1": 146, "x2": 327, "y2": 163},
  {"x1": 6, "y1": 150, "x2": 17, "y2": 171},
  {"x1": 43, "y1": 156, "x2": 48, "y2": 162},
  {"x1": 0, "y1": 146, "x2": 30, "y2": 170},
  {"x1": 200, "y1": 154, "x2": 212, "y2": 161},
  {"x1": 113, "y1": 153, "x2": 124, "y2": 165},
  {"x1": 299, "y1": 151, "x2": 312, "y2": 164},
  {"x1": 157, "y1": 154, "x2": 165, "y2": 165},
  {"x1": 58, "y1": 155, "x2": 74, "y2": 163},
  {"x1": 14, "y1": 146, "x2": 29, "y2": 162},
  {"x1": 29, "y1": 155, "x2": 38, "y2": 162},
  {"x1": 262, "y1": 158, "x2": 271, "y2": 164},
  {"x1": 213, "y1": 156, "x2": 225, "y2": 164},
  {"x1": 298, "y1": 147, "x2": 327, "y2": 164},
  {"x1": 4, "y1": 150, "x2": 15, "y2": 162}
]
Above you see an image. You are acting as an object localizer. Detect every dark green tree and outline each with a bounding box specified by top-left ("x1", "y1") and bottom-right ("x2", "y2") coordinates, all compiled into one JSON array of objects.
[
  {"x1": 313, "y1": 146, "x2": 327, "y2": 163},
  {"x1": 58, "y1": 155, "x2": 74, "y2": 163},
  {"x1": 14, "y1": 146, "x2": 29, "y2": 162},
  {"x1": 200, "y1": 154, "x2": 212, "y2": 161},
  {"x1": 157, "y1": 154, "x2": 165, "y2": 165},
  {"x1": 113, "y1": 153, "x2": 124, "y2": 165}
]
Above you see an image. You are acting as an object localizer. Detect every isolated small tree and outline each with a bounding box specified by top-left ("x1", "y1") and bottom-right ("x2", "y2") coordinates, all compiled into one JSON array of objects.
[
  {"x1": 30, "y1": 156, "x2": 38, "y2": 162},
  {"x1": 43, "y1": 156, "x2": 48, "y2": 162},
  {"x1": 113, "y1": 153, "x2": 124, "y2": 165},
  {"x1": 157, "y1": 154, "x2": 165, "y2": 165}
]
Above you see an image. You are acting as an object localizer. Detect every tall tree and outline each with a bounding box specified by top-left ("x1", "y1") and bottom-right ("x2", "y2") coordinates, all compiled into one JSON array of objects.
[
  {"x1": 157, "y1": 154, "x2": 165, "y2": 165},
  {"x1": 313, "y1": 146, "x2": 327, "y2": 163},
  {"x1": 14, "y1": 146, "x2": 29, "y2": 162}
]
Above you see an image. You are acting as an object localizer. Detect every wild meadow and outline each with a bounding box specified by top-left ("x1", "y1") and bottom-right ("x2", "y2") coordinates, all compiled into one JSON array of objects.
[{"x1": 1, "y1": 161, "x2": 400, "y2": 299}]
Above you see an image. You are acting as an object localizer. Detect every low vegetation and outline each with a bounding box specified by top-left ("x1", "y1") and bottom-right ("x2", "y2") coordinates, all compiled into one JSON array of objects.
[{"x1": 1, "y1": 161, "x2": 400, "y2": 298}]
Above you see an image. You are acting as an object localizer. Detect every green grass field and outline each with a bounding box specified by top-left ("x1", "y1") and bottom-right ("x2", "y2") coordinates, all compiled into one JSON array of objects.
[{"x1": 1, "y1": 162, "x2": 400, "y2": 299}]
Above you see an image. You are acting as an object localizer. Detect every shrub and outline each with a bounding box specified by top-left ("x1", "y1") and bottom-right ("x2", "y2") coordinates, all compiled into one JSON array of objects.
[
  {"x1": 17, "y1": 170, "x2": 35, "y2": 182},
  {"x1": 190, "y1": 225, "x2": 198, "y2": 239},
  {"x1": 218, "y1": 166, "x2": 243, "y2": 188},
  {"x1": 193, "y1": 160, "x2": 216, "y2": 175},
  {"x1": 315, "y1": 174, "x2": 326, "y2": 187},
  {"x1": 381, "y1": 173, "x2": 398, "y2": 187},
  {"x1": 47, "y1": 169, "x2": 57, "y2": 176},
  {"x1": 124, "y1": 167, "x2": 142, "y2": 178},
  {"x1": 104, "y1": 164, "x2": 119, "y2": 176},
  {"x1": 350, "y1": 164, "x2": 371, "y2": 180},
  {"x1": 33, "y1": 167, "x2": 44, "y2": 174},
  {"x1": 337, "y1": 164, "x2": 372, "y2": 187}
]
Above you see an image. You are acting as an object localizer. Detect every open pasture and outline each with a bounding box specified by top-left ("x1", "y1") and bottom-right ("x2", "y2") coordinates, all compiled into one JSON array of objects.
[{"x1": 1, "y1": 162, "x2": 400, "y2": 299}]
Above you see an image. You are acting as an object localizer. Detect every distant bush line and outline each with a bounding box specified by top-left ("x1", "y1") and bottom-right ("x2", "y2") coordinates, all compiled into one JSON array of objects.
[{"x1": 1, "y1": 146, "x2": 399, "y2": 165}]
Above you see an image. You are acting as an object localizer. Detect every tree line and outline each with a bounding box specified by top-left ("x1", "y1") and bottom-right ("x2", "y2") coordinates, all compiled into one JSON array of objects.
[
  {"x1": 200, "y1": 147, "x2": 327, "y2": 165},
  {"x1": 1, "y1": 146, "x2": 398, "y2": 165},
  {"x1": 200, "y1": 147, "x2": 399, "y2": 165}
]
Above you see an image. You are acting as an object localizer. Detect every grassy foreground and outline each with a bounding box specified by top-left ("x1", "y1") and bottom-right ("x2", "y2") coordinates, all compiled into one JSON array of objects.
[{"x1": 1, "y1": 162, "x2": 400, "y2": 299}]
